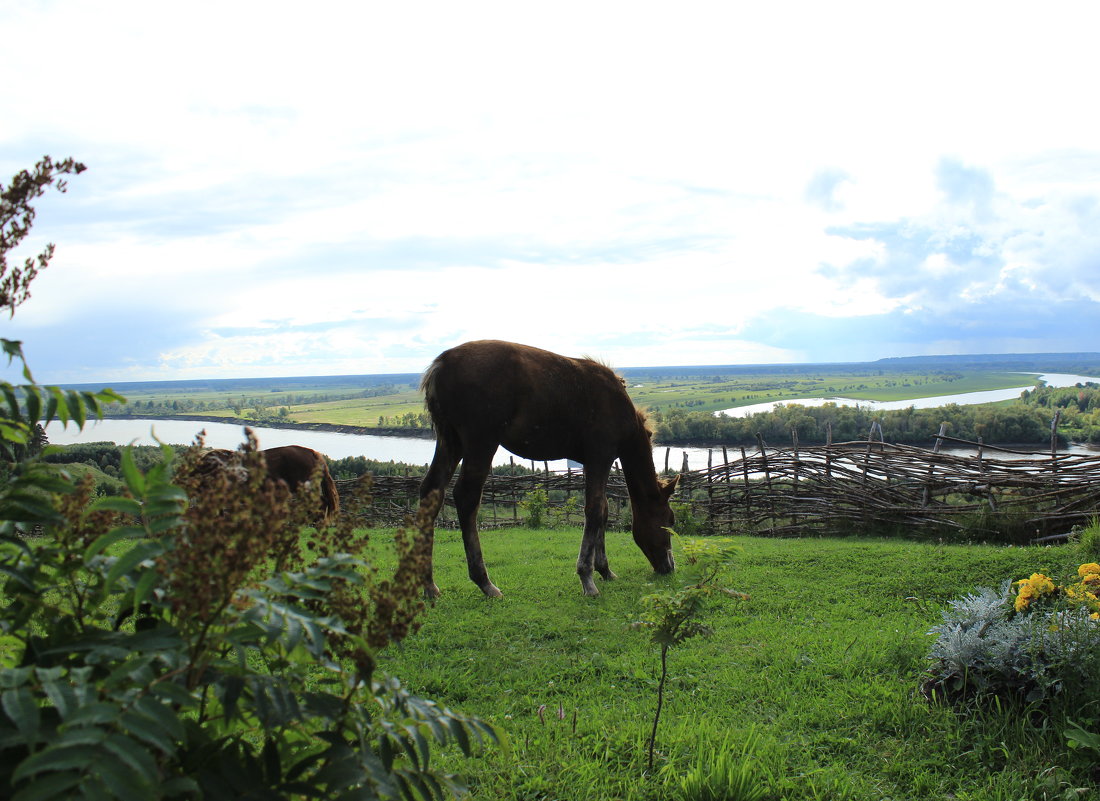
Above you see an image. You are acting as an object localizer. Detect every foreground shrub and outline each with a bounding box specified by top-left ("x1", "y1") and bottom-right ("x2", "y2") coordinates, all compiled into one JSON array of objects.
[
  {"x1": 923, "y1": 563, "x2": 1100, "y2": 704},
  {"x1": 2, "y1": 435, "x2": 498, "y2": 800}
]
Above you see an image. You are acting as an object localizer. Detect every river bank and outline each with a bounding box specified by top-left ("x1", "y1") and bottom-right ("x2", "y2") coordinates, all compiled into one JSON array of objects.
[{"x1": 101, "y1": 413, "x2": 436, "y2": 439}]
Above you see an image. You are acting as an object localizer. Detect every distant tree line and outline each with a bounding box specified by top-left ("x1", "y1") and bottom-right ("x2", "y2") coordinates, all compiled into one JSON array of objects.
[
  {"x1": 100, "y1": 386, "x2": 403, "y2": 419},
  {"x1": 648, "y1": 401, "x2": 1075, "y2": 448},
  {"x1": 328, "y1": 455, "x2": 540, "y2": 479},
  {"x1": 1020, "y1": 383, "x2": 1100, "y2": 443},
  {"x1": 42, "y1": 442, "x2": 183, "y2": 496},
  {"x1": 375, "y1": 412, "x2": 431, "y2": 428}
]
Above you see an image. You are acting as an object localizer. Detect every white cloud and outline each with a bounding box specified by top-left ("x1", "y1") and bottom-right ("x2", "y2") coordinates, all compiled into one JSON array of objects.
[{"x1": 6, "y1": 1, "x2": 1100, "y2": 382}]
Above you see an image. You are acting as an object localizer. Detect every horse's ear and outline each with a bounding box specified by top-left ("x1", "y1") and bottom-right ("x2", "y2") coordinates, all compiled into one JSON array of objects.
[{"x1": 660, "y1": 474, "x2": 680, "y2": 500}]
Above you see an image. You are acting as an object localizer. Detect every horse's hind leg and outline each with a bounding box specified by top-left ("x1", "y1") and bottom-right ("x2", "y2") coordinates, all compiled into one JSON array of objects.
[
  {"x1": 452, "y1": 447, "x2": 503, "y2": 598},
  {"x1": 419, "y1": 438, "x2": 461, "y2": 598}
]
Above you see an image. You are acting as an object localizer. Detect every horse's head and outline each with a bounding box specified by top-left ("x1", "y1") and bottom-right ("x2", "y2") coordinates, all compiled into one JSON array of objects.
[{"x1": 632, "y1": 474, "x2": 679, "y2": 574}]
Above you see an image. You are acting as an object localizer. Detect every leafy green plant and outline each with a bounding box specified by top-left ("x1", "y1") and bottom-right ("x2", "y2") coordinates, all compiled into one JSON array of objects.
[
  {"x1": 551, "y1": 494, "x2": 580, "y2": 528},
  {"x1": 1065, "y1": 718, "x2": 1100, "y2": 755},
  {"x1": 519, "y1": 487, "x2": 548, "y2": 529},
  {"x1": 1, "y1": 443, "x2": 498, "y2": 799},
  {"x1": 632, "y1": 536, "x2": 748, "y2": 772},
  {"x1": 669, "y1": 502, "x2": 707, "y2": 538}
]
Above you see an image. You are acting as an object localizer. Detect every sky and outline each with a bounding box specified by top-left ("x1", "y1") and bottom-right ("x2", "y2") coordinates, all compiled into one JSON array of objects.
[{"x1": 4, "y1": 1, "x2": 1100, "y2": 385}]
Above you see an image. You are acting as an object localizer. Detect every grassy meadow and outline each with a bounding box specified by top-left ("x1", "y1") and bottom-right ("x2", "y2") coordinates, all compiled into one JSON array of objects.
[
  {"x1": 99, "y1": 367, "x2": 1041, "y2": 428},
  {"x1": 371, "y1": 528, "x2": 1100, "y2": 801},
  {"x1": 623, "y1": 369, "x2": 1035, "y2": 414},
  {"x1": 289, "y1": 388, "x2": 425, "y2": 426}
]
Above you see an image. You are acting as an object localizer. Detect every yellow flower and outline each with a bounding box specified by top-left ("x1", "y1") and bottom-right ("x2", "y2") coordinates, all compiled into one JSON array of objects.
[
  {"x1": 1013, "y1": 574, "x2": 1061, "y2": 613},
  {"x1": 1028, "y1": 573, "x2": 1056, "y2": 595},
  {"x1": 1078, "y1": 563, "x2": 1100, "y2": 577}
]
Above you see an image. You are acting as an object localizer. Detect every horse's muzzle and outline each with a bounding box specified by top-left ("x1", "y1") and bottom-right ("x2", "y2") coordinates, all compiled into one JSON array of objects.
[{"x1": 654, "y1": 549, "x2": 675, "y2": 574}]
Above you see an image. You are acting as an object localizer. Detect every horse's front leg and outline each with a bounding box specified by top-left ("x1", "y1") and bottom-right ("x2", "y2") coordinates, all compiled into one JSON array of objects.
[
  {"x1": 593, "y1": 524, "x2": 618, "y2": 582},
  {"x1": 453, "y1": 452, "x2": 503, "y2": 598},
  {"x1": 577, "y1": 468, "x2": 612, "y2": 596}
]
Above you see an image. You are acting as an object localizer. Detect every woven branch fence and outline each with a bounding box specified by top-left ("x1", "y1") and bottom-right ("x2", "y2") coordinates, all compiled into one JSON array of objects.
[{"x1": 338, "y1": 425, "x2": 1100, "y2": 542}]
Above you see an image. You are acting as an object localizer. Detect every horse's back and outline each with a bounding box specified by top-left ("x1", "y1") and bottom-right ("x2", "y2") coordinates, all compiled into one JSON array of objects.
[
  {"x1": 425, "y1": 339, "x2": 616, "y2": 414},
  {"x1": 422, "y1": 340, "x2": 641, "y2": 462},
  {"x1": 262, "y1": 445, "x2": 322, "y2": 489},
  {"x1": 263, "y1": 445, "x2": 340, "y2": 519}
]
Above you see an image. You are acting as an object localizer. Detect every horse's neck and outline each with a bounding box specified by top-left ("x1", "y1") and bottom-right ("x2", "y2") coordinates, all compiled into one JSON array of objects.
[{"x1": 617, "y1": 437, "x2": 661, "y2": 504}]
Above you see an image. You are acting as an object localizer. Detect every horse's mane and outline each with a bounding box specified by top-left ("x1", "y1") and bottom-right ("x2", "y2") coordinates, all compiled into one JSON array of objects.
[
  {"x1": 579, "y1": 355, "x2": 651, "y2": 437},
  {"x1": 580, "y1": 353, "x2": 612, "y2": 369}
]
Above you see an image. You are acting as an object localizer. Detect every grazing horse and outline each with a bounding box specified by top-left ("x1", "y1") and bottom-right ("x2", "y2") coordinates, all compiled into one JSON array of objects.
[
  {"x1": 418, "y1": 340, "x2": 679, "y2": 597},
  {"x1": 191, "y1": 445, "x2": 340, "y2": 524}
]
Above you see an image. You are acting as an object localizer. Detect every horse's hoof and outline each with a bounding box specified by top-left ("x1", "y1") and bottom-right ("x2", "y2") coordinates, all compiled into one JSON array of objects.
[
  {"x1": 481, "y1": 583, "x2": 503, "y2": 598},
  {"x1": 598, "y1": 570, "x2": 618, "y2": 581},
  {"x1": 424, "y1": 583, "x2": 442, "y2": 600},
  {"x1": 581, "y1": 582, "x2": 601, "y2": 597}
]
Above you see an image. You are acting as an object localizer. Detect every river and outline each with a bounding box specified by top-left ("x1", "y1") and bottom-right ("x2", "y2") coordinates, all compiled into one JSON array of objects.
[
  {"x1": 43, "y1": 372, "x2": 1100, "y2": 471},
  {"x1": 43, "y1": 417, "x2": 735, "y2": 471},
  {"x1": 714, "y1": 373, "x2": 1100, "y2": 418}
]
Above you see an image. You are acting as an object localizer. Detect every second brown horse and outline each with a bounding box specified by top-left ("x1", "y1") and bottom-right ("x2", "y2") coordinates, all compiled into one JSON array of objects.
[
  {"x1": 419, "y1": 340, "x2": 679, "y2": 597},
  {"x1": 191, "y1": 444, "x2": 340, "y2": 525}
]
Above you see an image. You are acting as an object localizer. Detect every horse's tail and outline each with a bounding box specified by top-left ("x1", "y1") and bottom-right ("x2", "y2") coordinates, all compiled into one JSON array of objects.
[
  {"x1": 420, "y1": 354, "x2": 463, "y2": 456},
  {"x1": 420, "y1": 356, "x2": 444, "y2": 427},
  {"x1": 319, "y1": 458, "x2": 340, "y2": 523}
]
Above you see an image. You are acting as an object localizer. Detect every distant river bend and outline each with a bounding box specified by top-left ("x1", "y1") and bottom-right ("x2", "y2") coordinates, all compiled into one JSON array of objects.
[
  {"x1": 45, "y1": 372, "x2": 1100, "y2": 471},
  {"x1": 713, "y1": 373, "x2": 1100, "y2": 418}
]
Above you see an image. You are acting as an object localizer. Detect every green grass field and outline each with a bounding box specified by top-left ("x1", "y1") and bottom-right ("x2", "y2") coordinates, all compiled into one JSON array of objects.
[
  {"x1": 627, "y1": 370, "x2": 1036, "y2": 413},
  {"x1": 101, "y1": 366, "x2": 1045, "y2": 428},
  {"x1": 371, "y1": 528, "x2": 1100, "y2": 800},
  {"x1": 289, "y1": 388, "x2": 426, "y2": 426}
]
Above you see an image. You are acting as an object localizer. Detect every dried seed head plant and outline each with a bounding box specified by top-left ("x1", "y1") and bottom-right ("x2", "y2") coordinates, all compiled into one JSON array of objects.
[{"x1": 166, "y1": 430, "x2": 295, "y2": 629}]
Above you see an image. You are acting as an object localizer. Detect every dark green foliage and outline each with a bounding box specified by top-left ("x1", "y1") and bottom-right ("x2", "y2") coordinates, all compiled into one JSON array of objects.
[
  {"x1": 44, "y1": 441, "x2": 180, "y2": 472},
  {"x1": 44, "y1": 442, "x2": 177, "y2": 497},
  {"x1": 329, "y1": 456, "x2": 428, "y2": 479},
  {"x1": 519, "y1": 488, "x2": 548, "y2": 530},
  {"x1": 650, "y1": 399, "x2": 1069, "y2": 447},
  {"x1": 328, "y1": 456, "x2": 542, "y2": 480},
  {"x1": 1021, "y1": 383, "x2": 1100, "y2": 443}
]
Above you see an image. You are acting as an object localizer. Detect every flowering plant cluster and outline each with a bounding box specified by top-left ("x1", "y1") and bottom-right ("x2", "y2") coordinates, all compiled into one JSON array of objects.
[
  {"x1": 1012, "y1": 571, "x2": 1057, "y2": 612},
  {"x1": 1013, "y1": 564, "x2": 1100, "y2": 618},
  {"x1": 1060, "y1": 564, "x2": 1100, "y2": 618},
  {"x1": 924, "y1": 563, "x2": 1100, "y2": 704}
]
